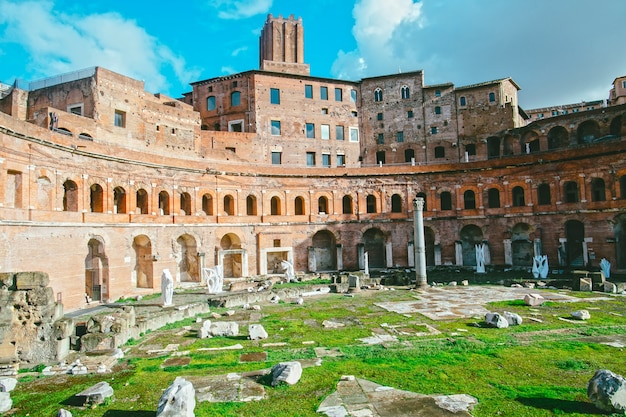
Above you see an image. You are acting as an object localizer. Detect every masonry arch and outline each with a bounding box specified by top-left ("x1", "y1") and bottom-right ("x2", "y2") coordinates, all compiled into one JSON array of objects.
[
  {"x1": 366, "y1": 194, "x2": 377, "y2": 213},
  {"x1": 521, "y1": 131, "x2": 540, "y2": 153},
  {"x1": 591, "y1": 177, "x2": 606, "y2": 202},
  {"x1": 363, "y1": 228, "x2": 386, "y2": 268},
  {"x1": 460, "y1": 224, "x2": 483, "y2": 266},
  {"x1": 415, "y1": 192, "x2": 428, "y2": 211},
  {"x1": 113, "y1": 186, "x2": 126, "y2": 214},
  {"x1": 133, "y1": 235, "x2": 153, "y2": 288},
  {"x1": 511, "y1": 223, "x2": 533, "y2": 266},
  {"x1": 158, "y1": 191, "x2": 170, "y2": 215},
  {"x1": 318, "y1": 196, "x2": 328, "y2": 214},
  {"x1": 271, "y1": 196, "x2": 282, "y2": 215},
  {"x1": 294, "y1": 196, "x2": 305, "y2": 215},
  {"x1": 90, "y1": 183, "x2": 104, "y2": 213},
  {"x1": 503, "y1": 134, "x2": 515, "y2": 156},
  {"x1": 577, "y1": 120, "x2": 601, "y2": 144},
  {"x1": 177, "y1": 234, "x2": 199, "y2": 282},
  {"x1": 63, "y1": 179, "x2": 78, "y2": 212},
  {"x1": 202, "y1": 193, "x2": 214, "y2": 215},
  {"x1": 342, "y1": 195, "x2": 353, "y2": 214},
  {"x1": 37, "y1": 176, "x2": 53, "y2": 211},
  {"x1": 223, "y1": 194, "x2": 235, "y2": 215},
  {"x1": 246, "y1": 194, "x2": 258, "y2": 215},
  {"x1": 136, "y1": 188, "x2": 149, "y2": 214},
  {"x1": 180, "y1": 192, "x2": 192, "y2": 216},
  {"x1": 565, "y1": 220, "x2": 585, "y2": 267},
  {"x1": 391, "y1": 194, "x2": 402, "y2": 213},
  {"x1": 547, "y1": 126, "x2": 569, "y2": 149},
  {"x1": 311, "y1": 230, "x2": 337, "y2": 271},
  {"x1": 220, "y1": 233, "x2": 244, "y2": 278},
  {"x1": 610, "y1": 115, "x2": 623, "y2": 137},
  {"x1": 85, "y1": 237, "x2": 109, "y2": 302}
]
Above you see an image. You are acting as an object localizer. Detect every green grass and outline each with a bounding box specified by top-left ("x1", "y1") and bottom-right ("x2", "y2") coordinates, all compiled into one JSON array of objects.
[{"x1": 8, "y1": 288, "x2": 626, "y2": 416}]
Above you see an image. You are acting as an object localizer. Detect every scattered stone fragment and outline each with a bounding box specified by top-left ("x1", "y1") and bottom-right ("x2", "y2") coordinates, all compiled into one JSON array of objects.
[
  {"x1": 604, "y1": 282, "x2": 617, "y2": 293},
  {"x1": 271, "y1": 361, "x2": 302, "y2": 386},
  {"x1": 461, "y1": 280, "x2": 469, "y2": 286},
  {"x1": 225, "y1": 310, "x2": 235, "y2": 316},
  {"x1": 433, "y1": 394, "x2": 478, "y2": 413},
  {"x1": 588, "y1": 369, "x2": 626, "y2": 413},
  {"x1": 252, "y1": 305, "x2": 262, "y2": 311},
  {"x1": 485, "y1": 312, "x2": 509, "y2": 328},
  {"x1": 295, "y1": 297, "x2": 304, "y2": 305},
  {"x1": 75, "y1": 381, "x2": 114, "y2": 405},
  {"x1": 503, "y1": 311, "x2": 523, "y2": 326},
  {"x1": 449, "y1": 281, "x2": 457, "y2": 286},
  {"x1": 262, "y1": 342, "x2": 287, "y2": 347},
  {"x1": 0, "y1": 392, "x2": 11, "y2": 413},
  {"x1": 197, "y1": 344, "x2": 243, "y2": 351},
  {"x1": 0, "y1": 377, "x2": 17, "y2": 392},
  {"x1": 524, "y1": 293, "x2": 545, "y2": 306},
  {"x1": 571, "y1": 310, "x2": 591, "y2": 320},
  {"x1": 57, "y1": 409, "x2": 72, "y2": 417},
  {"x1": 511, "y1": 283, "x2": 523, "y2": 288},
  {"x1": 322, "y1": 320, "x2": 345, "y2": 329},
  {"x1": 302, "y1": 341, "x2": 316, "y2": 345},
  {"x1": 157, "y1": 377, "x2": 196, "y2": 417},
  {"x1": 248, "y1": 324, "x2": 268, "y2": 340},
  {"x1": 210, "y1": 321, "x2": 239, "y2": 337},
  {"x1": 523, "y1": 282, "x2": 535, "y2": 289},
  {"x1": 211, "y1": 312, "x2": 221, "y2": 319},
  {"x1": 270, "y1": 295, "x2": 281, "y2": 303}
]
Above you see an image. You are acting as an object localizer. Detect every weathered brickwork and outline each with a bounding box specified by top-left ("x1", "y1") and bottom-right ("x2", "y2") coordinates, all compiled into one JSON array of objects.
[{"x1": 0, "y1": 14, "x2": 625, "y2": 312}]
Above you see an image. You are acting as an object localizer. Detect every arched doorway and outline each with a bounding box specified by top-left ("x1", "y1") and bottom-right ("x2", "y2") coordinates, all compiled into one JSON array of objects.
[
  {"x1": 177, "y1": 234, "x2": 199, "y2": 282},
  {"x1": 460, "y1": 225, "x2": 483, "y2": 266},
  {"x1": 565, "y1": 220, "x2": 585, "y2": 267},
  {"x1": 85, "y1": 238, "x2": 109, "y2": 302},
  {"x1": 614, "y1": 214, "x2": 626, "y2": 269},
  {"x1": 312, "y1": 230, "x2": 336, "y2": 271},
  {"x1": 63, "y1": 180, "x2": 78, "y2": 212},
  {"x1": 511, "y1": 223, "x2": 533, "y2": 266},
  {"x1": 220, "y1": 233, "x2": 243, "y2": 278},
  {"x1": 363, "y1": 228, "x2": 385, "y2": 268},
  {"x1": 133, "y1": 235, "x2": 153, "y2": 288}
]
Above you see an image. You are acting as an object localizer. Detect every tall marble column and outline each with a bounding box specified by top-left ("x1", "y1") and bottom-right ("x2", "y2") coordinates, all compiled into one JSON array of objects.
[{"x1": 414, "y1": 197, "x2": 428, "y2": 288}]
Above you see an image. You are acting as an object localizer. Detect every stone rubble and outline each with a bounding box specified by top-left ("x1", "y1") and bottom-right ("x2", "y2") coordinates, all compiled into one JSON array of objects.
[
  {"x1": 75, "y1": 381, "x2": 114, "y2": 405},
  {"x1": 157, "y1": 376, "x2": 196, "y2": 417},
  {"x1": 571, "y1": 310, "x2": 591, "y2": 320},
  {"x1": 587, "y1": 369, "x2": 626, "y2": 413},
  {"x1": 271, "y1": 361, "x2": 302, "y2": 386}
]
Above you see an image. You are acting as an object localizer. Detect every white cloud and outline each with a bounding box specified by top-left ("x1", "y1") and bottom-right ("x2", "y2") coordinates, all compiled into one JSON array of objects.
[
  {"x1": 210, "y1": 0, "x2": 273, "y2": 20},
  {"x1": 331, "y1": 0, "x2": 424, "y2": 80},
  {"x1": 232, "y1": 46, "x2": 248, "y2": 57},
  {"x1": 0, "y1": 0, "x2": 199, "y2": 93},
  {"x1": 221, "y1": 66, "x2": 237, "y2": 74}
]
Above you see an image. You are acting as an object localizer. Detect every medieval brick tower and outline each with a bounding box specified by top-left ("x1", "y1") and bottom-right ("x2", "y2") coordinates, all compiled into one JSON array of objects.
[{"x1": 259, "y1": 14, "x2": 310, "y2": 76}]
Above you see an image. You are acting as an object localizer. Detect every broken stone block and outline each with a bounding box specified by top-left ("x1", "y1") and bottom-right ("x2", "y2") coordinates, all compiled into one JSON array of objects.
[
  {"x1": 271, "y1": 361, "x2": 302, "y2": 386},
  {"x1": 524, "y1": 293, "x2": 544, "y2": 306},
  {"x1": 75, "y1": 381, "x2": 114, "y2": 405},
  {"x1": 14, "y1": 271, "x2": 49, "y2": 290},
  {"x1": 503, "y1": 311, "x2": 523, "y2": 326},
  {"x1": 0, "y1": 392, "x2": 11, "y2": 413},
  {"x1": 604, "y1": 282, "x2": 617, "y2": 293},
  {"x1": 588, "y1": 369, "x2": 626, "y2": 413},
  {"x1": 157, "y1": 377, "x2": 195, "y2": 417},
  {"x1": 485, "y1": 312, "x2": 509, "y2": 328},
  {"x1": 0, "y1": 377, "x2": 16, "y2": 392},
  {"x1": 248, "y1": 324, "x2": 268, "y2": 340},
  {"x1": 210, "y1": 321, "x2": 239, "y2": 337},
  {"x1": 579, "y1": 278, "x2": 592, "y2": 292},
  {"x1": 571, "y1": 310, "x2": 591, "y2": 320},
  {"x1": 57, "y1": 409, "x2": 72, "y2": 417},
  {"x1": 198, "y1": 327, "x2": 211, "y2": 339}
]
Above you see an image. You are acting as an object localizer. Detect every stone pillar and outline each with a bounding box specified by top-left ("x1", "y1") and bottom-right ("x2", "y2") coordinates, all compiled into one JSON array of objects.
[
  {"x1": 533, "y1": 238, "x2": 542, "y2": 257},
  {"x1": 434, "y1": 244, "x2": 442, "y2": 266},
  {"x1": 357, "y1": 244, "x2": 365, "y2": 270},
  {"x1": 198, "y1": 252, "x2": 205, "y2": 283},
  {"x1": 455, "y1": 241, "x2": 463, "y2": 266},
  {"x1": 241, "y1": 249, "x2": 249, "y2": 277},
  {"x1": 407, "y1": 242, "x2": 415, "y2": 267},
  {"x1": 336, "y1": 245, "x2": 343, "y2": 270},
  {"x1": 385, "y1": 242, "x2": 393, "y2": 268},
  {"x1": 413, "y1": 198, "x2": 428, "y2": 288},
  {"x1": 558, "y1": 238, "x2": 567, "y2": 266},
  {"x1": 503, "y1": 239, "x2": 512, "y2": 265},
  {"x1": 308, "y1": 247, "x2": 316, "y2": 272},
  {"x1": 483, "y1": 241, "x2": 491, "y2": 265}
]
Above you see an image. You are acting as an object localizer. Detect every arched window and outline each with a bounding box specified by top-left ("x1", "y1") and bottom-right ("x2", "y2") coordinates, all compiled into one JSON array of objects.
[
  {"x1": 246, "y1": 195, "x2": 257, "y2": 215},
  {"x1": 537, "y1": 184, "x2": 551, "y2": 205},
  {"x1": 366, "y1": 195, "x2": 377, "y2": 213},
  {"x1": 223, "y1": 195, "x2": 234, "y2": 215},
  {"x1": 401, "y1": 85, "x2": 410, "y2": 99},
  {"x1": 294, "y1": 196, "x2": 305, "y2": 215},
  {"x1": 416, "y1": 192, "x2": 427, "y2": 211},
  {"x1": 113, "y1": 187, "x2": 126, "y2": 214},
  {"x1": 440, "y1": 191, "x2": 452, "y2": 210},
  {"x1": 202, "y1": 194, "x2": 213, "y2": 215},
  {"x1": 459, "y1": 96, "x2": 467, "y2": 106},
  {"x1": 374, "y1": 88, "x2": 383, "y2": 102},
  {"x1": 591, "y1": 178, "x2": 606, "y2": 202},
  {"x1": 230, "y1": 91, "x2": 241, "y2": 107},
  {"x1": 318, "y1": 196, "x2": 328, "y2": 214},
  {"x1": 136, "y1": 189, "x2": 148, "y2": 214},
  {"x1": 512, "y1": 186, "x2": 525, "y2": 207},
  {"x1": 391, "y1": 194, "x2": 402, "y2": 213},
  {"x1": 488, "y1": 92, "x2": 496, "y2": 102},
  {"x1": 463, "y1": 190, "x2": 476, "y2": 209},
  {"x1": 180, "y1": 192, "x2": 191, "y2": 216},
  {"x1": 207, "y1": 96, "x2": 216, "y2": 111},
  {"x1": 90, "y1": 184, "x2": 104, "y2": 213},
  {"x1": 63, "y1": 180, "x2": 78, "y2": 212},
  {"x1": 487, "y1": 188, "x2": 500, "y2": 208},
  {"x1": 271, "y1": 196, "x2": 281, "y2": 215},
  {"x1": 159, "y1": 191, "x2": 170, "y2": 215},
  {"x1": 404, "y1": 148, "x2": 415, "y2": 163},
  {"x1": 564, "y1": 181, "x2": 579, "y2": 203},
  {"x1": 342, "y1": 195, "x2": 353, "y2": 214}
]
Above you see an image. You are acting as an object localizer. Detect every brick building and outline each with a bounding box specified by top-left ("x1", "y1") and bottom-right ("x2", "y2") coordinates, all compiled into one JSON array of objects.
[{"x1": 1, "y1": 14, "x2": 625, "y2": 311}]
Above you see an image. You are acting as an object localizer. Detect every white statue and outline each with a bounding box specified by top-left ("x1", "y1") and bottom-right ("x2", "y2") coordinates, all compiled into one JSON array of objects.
[
  {"x1": 475, "y1": 244, "x2": 486, "y2": 273},
  {"x1": 161, "y1": 269, "x2": 174, "y2": 307},
  {"x1": 203, "y1": 265, "x2": 224, "y2": 294},
  {"x1": 600, "y1": 258, "x2": 611, "y2": 278},
  {"x1": 532, "y1": 255, "x2": 549, "y2": 279},
  {"x1": 280, "y1": 260, "x2": 295, "y2": 282},
  {"x1": 363, "y1": 252, "x2": 369, "y2": 276}
]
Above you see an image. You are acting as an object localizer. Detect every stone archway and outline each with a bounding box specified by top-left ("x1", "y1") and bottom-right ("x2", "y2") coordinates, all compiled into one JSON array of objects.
[
  {"x1": 220, "y1": 233, "x2": 244, "y2": 278},
  {"x1": 177, "y1": 234, "x2": 199, "y2": 282},
  {"x1": 312, "y1": 230, "x2": 337, "y2": 271},
  {"x1": 511, "y1": 223, "x2": 533, "y2": 266},
  {"x1": 85, "y1": 238, "x2": 109, "y2": 302},
  {"x1": 460, "y1": 225, "x2": 483, "y2": 266},
  {"x1": 565, "y1": 220, "x2": 585, "y2": 267},
  {"x1": 133, "y1": 235, "x2": 153, "y2": 288},
  {"x1": 363, "y1": 228, "x2": 385, "y2": 268}
]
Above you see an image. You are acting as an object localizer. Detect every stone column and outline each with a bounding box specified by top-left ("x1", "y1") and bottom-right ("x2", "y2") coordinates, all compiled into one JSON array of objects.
[
  {"x1": 503, "y1": 239, "x2": 512, "y2": 265},
  {"x1": 336, "y1": 245, "x2": 343, "y2": 270},
  {"x1": 413, "y1": 197, "x2": 428, "y2": 288},
  {"x1": 308, "y1": 247, "x2": 316, "y2": 272},
  {"x1": 434, "y1": 244, "x2": 442, "y2": 266},
  {"x1": 408, "y1": 242, "x2": 415, "y2": 267},
  {"x1": 385, "y1": 242, "x2": 393, "y2": 268},
  {"x1": 357, "y1": 244, "x2": 365, "y2": 270},
  {"x1": 455, "y1": 241, "x2": 463, "y2": 266}
]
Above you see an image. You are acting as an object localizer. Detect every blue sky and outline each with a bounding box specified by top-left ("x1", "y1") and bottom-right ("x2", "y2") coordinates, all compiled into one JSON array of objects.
[{"x1": 1, "y1": 0, "x2": 625, "y2": 109}]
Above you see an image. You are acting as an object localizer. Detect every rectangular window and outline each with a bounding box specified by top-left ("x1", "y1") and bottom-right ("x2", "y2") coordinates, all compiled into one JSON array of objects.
[
  {"x1": 335, "y1": 88, "x2": 342, "y2": 101},
  {"x1": 322, "y1": 154, "x2": 331, "y2": 167},
  {"x1": 336, "y1": 154, "x2": 345, "y2": 167},
  {"x1": 350, "y1": 89, "x2": 357, "y2": 103},
  {"x1": 336, "y1": 125, "x2": 344, "y2": 140},
  {"x1": 271, "y1": 120, "x2": 281, "y2": 136},
  {"x1": 407, "y1": 110, "x2": 414, "y2": 118},
  {"x1": 68, "y1": 104, "x2": 83, "y2": 116},
  {"x1": 552, "y1": 110, "x2": 558, "y2": 116},
  {"x1": 114, "y1": 110, "x2": 126, "y2": 127},
  {"x1": 305, "y1": 84, "x2": 313, "y2": 99},
  {"x1": 306, "y1": 152, "x2": 316, "y2": 166},
  {"x1": 377, "y1": 112, "x2": 383, "y2": 121},
  {"x1": 459, "y1": 96, "x2": 466, "y2": 106},
  {"x1": 271, "y1": 152, "x2": 282, "y2": 165},
  {"x1": 396, "y1": 131, "x2": 404, "y2": 143},
  {"x1": 306, "y1": 123, "x2": 315, "y2": 138},
  {"x1": 435, "y1": 90, "x2": 441, "y2": 97},
  {"x1": 431, "y1": 126, "x2": 438, "y2": 134},
  {"x1": 270, "y1": 88, "x2": 280, "y2": 104},
  {"x1": 320, "y1": 86, "x2": 328, "y2": 100},
  {"x1": 349, "y1": 127, "x2": 359, "y2": 142},
  {"x1": 322, "y1": 108, "x2": 328, "y2": 114},
  {"x1": 622, "y1": 80, "x2": 626, "y2": 89},
  {"x1": 377, "y1": 133, "x2": 384, "y2": 144},
  {"x1": 321, "y1": 124, "x2": 330, "y2": 139}
]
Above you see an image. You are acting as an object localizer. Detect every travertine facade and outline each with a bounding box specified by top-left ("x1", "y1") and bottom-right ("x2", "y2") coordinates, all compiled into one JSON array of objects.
[{"x1": 1, "y1": 14, "x2": 625, "y2": 311}]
